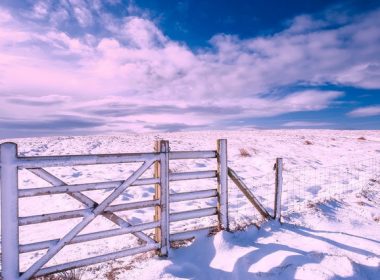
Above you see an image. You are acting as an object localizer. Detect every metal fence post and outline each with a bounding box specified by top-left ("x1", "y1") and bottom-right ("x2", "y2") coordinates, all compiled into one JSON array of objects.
[
  {"x1": 154, "y1": 140, "x2": 170, "y2": 256},
  {"x1": 274, "y1": 158, "x2": 283, "y2": 222},
  {"x1": 217, "y1": 139, "x2": 229, "y2": 231},
  {"x1": 1, "y1": 142, "x2": 20, "y2": 279}
]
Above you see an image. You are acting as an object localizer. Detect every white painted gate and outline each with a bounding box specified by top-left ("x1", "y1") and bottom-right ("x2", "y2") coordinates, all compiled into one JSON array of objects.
[{"x1": 0, "y1": 139, "x2": 229, "y2": 279}]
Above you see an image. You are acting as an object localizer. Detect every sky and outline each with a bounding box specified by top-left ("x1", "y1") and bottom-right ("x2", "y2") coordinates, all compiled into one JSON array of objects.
[{"x1": 0, "y1": 0, "x2": 379, "y2": 138}]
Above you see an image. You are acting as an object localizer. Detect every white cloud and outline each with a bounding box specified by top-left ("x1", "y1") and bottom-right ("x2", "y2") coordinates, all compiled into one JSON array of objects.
[
  {"x1": 120, "y1": 16, "x2": 168, "y2": 48},
  {"x1": 31, "y1": 1, "x2": 50, "y2": 19},
  {"x1": 69, "y1": 0, "x2": 94, "y2": 27},
  {"x1": 285, "y1": 15, "x2": 327, "y2": 34},
  {"x1": 0, "y1": 7, "x2": 12, "y2": 23},
  {"x1": 280, "y1": 91, "x2": 343, "y2": 112},
  {"x1": 348, "y1": 105, "x2": 380, "y2": 117},
  {"x1": 49, "y1": 8, "x2": 70, "y2": 27},
  {"x1": 282, "y1": 121, "x2": 333, "y2": 127},
  {"x1": 0, "y1": 3, "x2": 379, "y2": 135}
]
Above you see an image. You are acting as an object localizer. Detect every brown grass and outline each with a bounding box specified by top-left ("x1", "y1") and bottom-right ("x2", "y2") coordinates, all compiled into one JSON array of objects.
[
  {"x1": 103, "y1": 251, "x2": 155, "y2": 279},
  {"x1": 239, "y1": 148, "x2": 252, "y2": 157},
  {"x1": 36, "y1": 269, "x2": 84, "y2": 280},
  {"x1": 171, "y1": 237, "x2": 195, "y2": 249},
  {"x1": 105, "y1": 266, "x2": 132, "y2": 280}
]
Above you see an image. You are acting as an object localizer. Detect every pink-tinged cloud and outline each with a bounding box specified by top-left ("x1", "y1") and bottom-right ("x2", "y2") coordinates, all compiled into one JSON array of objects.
[
  {"x1": 348, "y1": 105, "x2": 380, "y2": 117},
  {"x1": 282, "y1": 121, "x2": 333, "y2": 127},
  {"x1": 0, "y1": 2, "x2": 379, "y2": 136}
]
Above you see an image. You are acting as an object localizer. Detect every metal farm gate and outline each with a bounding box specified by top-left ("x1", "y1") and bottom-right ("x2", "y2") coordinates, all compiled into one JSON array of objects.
[{"x1": 0, "y1": 139, "x2": 279, "y2": 279}]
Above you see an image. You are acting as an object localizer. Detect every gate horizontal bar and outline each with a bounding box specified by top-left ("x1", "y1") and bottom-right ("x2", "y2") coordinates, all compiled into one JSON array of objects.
[
  {"x1": 169, "y1": 151, "x2": 217, "y2": 159},
  {"x1": 170, "y1": 189, "x2": 217, "y2": 203},
  {"x1": 19, "y1": 199, "x2": 160, "y2": 226},
  {"x1": 31, "y1": 243, "x2": 160, "y2": 278},
  {"x1": 19, "y1": 209, "x2": 89, "y2": 226},
  {"x1": 17, "y1": 150, "x2": 216, "y2": 168},
  {"x1": 170, "y1": 171, "x2": 217, "y2": 181},
  {"x1": 170, "y1": 226, "x2": 217, "y2": 242},
  {"x1": 107, "y1": 199, "x2": 160, "y2": 213},
  {"x1": 19, "y1": 221, "x2": 160, "y2": 253},
  {"x1": 19, "y1": 177, "x2": 160, "y2": 198},
  {"x1": 17, "y1": 153, "x2": 160, "y2": 168},
  {"x1": 170, "y1": 207, "x2": 217, "y2": 222},
  {"x1": 19, "y1": 171, "x2": 216, "y2": 198}
]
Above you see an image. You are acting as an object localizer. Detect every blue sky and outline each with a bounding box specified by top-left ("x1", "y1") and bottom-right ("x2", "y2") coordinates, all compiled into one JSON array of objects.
[{"x1": 0, "y1": 0, "x2": 379, "y2": 138}]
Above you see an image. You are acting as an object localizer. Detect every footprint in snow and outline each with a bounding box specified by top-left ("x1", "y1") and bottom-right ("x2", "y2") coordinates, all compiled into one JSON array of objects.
[
  {"x1": 122, "y1": 192, "x2": 134, "y2": 200},
  {"x1": 307, "y1": 185, "x2": 322, "y2": 195},
  {"x1": 72, "y1": 171, "x2": 82, "y2": 178},
  {"x1": 142, "y1": 192, "x2": 150, "y2": 198}
]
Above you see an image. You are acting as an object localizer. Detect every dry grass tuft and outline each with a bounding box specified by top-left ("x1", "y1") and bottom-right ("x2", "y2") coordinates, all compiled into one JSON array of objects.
[
  {"x1": 103, "y1": 251, "x2": 155, "y2": 279},
  {"x1": 105, "y1": 266, "x2": 132, "y2": 280},
  {"x1": 239, "y1": 148, "x2": 252, "y2": 157},
  {"x1": 171, "y1": 237, "x2": 195, "y2": 249},
  {"x1": 59, "y1": 270, "x2": 84, "y2": 280},
  {"x1": 38, "y1": 269, "x2": 84, "y2": 280}
]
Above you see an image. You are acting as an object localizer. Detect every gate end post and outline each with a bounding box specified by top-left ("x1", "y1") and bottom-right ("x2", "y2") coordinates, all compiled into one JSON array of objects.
[
  {"x1": 217, "y1": 139, "x2": 229, "y2": 231},
  {"x1": 1, "y1": 142, "x2": 20, "y2": 280}
]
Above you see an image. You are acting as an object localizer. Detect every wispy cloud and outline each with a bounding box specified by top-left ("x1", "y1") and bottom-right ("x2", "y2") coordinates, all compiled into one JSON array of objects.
[
  {"x1": 0, "y1": 7, "x2": 12, "y2": 23},
  {"x1": 29, "y1": 1, "x2": 50, "y2": 19},
  {"x1": 0, "y1": 2, "x2": 379, "y2": 136},
  {"x1": 282, "y1": 121, "x2": 333, "y2": 127},
  {"x1": 348, "y1": 105, "x2": 380, "y2": 117},
  {"x1": 69, "y1": 0, "x2": 94, "y2": 27},
  {"x1": 6, "y1": 95, "x2": 71, "y2": 106}
]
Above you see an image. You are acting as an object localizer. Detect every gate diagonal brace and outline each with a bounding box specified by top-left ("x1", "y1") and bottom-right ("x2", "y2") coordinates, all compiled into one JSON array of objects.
[
  {"x1": 228, "y1": 167, "x2": 271, "y2": 219},
  {"x1": 27, "y1": 168, "x2": 155, "y2": 245},
  {"x1": 21, "y1": 160, "x2": 155, "y2": 280}
]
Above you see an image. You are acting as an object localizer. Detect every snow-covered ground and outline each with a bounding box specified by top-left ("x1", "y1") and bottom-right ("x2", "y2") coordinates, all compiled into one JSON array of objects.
[
  {"x1": 120, "y1": 194, "x2": 380, "y2": 280},
  {"x1": 0, "y1": 129, "x2": 379, "y2": 279}
]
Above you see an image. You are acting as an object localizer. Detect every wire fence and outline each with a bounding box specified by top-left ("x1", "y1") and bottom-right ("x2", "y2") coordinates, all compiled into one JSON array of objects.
[
  {"x1": 227, "y1": 157, "x2": 380, "y2": 231},
  {"x1": 282, "y1": 157, "x2": 380, "y2": 214}
]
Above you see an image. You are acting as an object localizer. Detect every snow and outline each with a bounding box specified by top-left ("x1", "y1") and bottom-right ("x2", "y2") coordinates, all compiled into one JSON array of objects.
[
  {"x1": 0, "y1": 129, "x2": 379, "y2": 279},
  {"x1": 115, "y1": 194, "x2": 380, "y2": 280}
]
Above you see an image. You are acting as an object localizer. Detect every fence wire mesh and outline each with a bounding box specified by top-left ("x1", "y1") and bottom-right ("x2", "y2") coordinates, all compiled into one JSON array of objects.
[
  {"x1": 227, "y1": 157, "x2": 380, "y2": 230},
  {"x1": 282, "y1": 157, "x2": 380, "y2": 214}
]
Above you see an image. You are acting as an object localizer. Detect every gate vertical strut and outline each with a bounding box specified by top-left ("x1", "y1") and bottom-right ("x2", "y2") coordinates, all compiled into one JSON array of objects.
[{"x1": 154, "y1": 140, "x2": 170, "y2": 256}]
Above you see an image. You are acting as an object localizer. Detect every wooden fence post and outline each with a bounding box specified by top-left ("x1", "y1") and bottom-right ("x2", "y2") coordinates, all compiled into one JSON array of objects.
[
  {"x1": 1, "y1": 143, "x2": 20, "y2": 279},
  {"x1": 274, "y1": 158, "x2": 283, "y2": 222},
  {"x1": 217, "y1": 139, "x2": 229, "y2": 231},
  {"x1": 154, "y1": 140, "x2": 170, "y2": 256}
]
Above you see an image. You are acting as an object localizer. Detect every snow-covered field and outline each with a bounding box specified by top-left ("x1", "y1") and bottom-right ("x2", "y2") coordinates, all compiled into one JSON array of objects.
[{"x1": 1, "y1": 129, "x2": 379, "y2": 279}]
